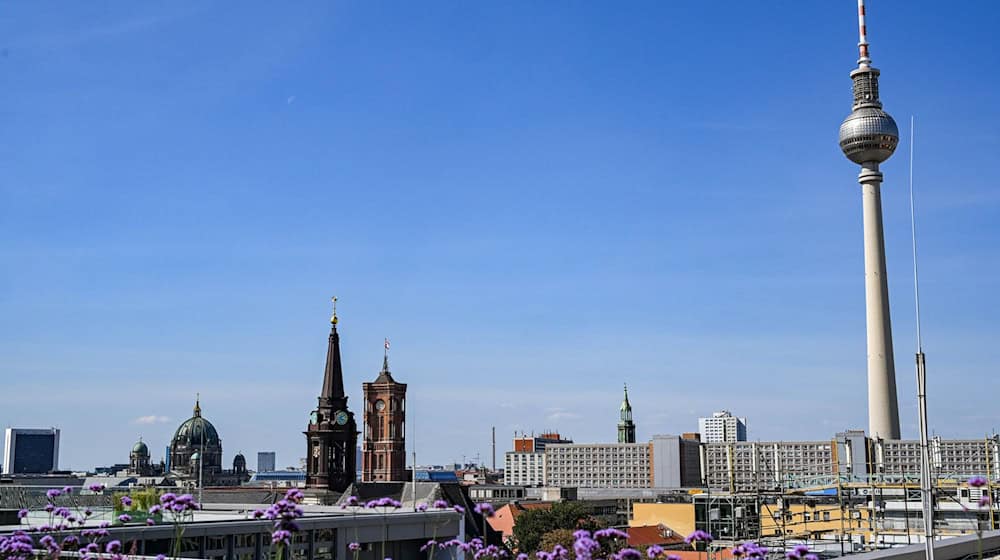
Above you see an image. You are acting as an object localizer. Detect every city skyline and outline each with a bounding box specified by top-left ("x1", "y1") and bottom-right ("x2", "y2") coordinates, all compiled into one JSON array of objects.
[{"x1": 2, "y1": 1, "x2": 999, "y2": 470}]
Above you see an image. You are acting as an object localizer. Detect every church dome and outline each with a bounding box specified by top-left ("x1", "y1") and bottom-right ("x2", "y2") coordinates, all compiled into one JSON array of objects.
[
  {"x1": 132, "y1": 440, "x2": 149, "y2": 456},
  {"x1": 171, "y1": 398, "x2": 221, "y2": 449}
]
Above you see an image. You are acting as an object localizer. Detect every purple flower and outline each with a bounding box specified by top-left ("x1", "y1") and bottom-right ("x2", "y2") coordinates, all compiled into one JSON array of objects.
[
  {"x1": 252, "y1": 509, "x2": 265, "y2": 519},
  {"x1": 271, "y1": 529, "x2": 292, "y2": 545},
  {"x1": 43, "y1": 503, "x2": 55, "y2": 513},
  {"x1": 121, "y1": 496, "x2": 133, "y2": 507},
  {"x1": 106, "y1": 540, "x2": 122, "y2": 553},
  {"x1": 345, "y1": 495, "x2": 360, "y2": 506},
  {"x1": 156, "y1": 555, "x2": 167, "y2": 560},
  {"x1": 804, "y1": 555, "x2": 819, "y2": 560},
  {"x1": 149, "y1": 504, "x2": 162, "y2": 514},
  {"x1": 146, "y1": 518, "x2": 156, "y2": 526},
  {"x1": 433, "y1": 499, "x2": 449, "y2": 509},
  {"x1": 969, "y1": 476, "x2": 988, "y2": 488},
  {"x1": 118, "y1": 514, "x2": 132, "y2": 523},
  {"x1": 595, "y1": 528, "x2": 629, "y2": 540},
  {"x1": 87, "y1": 483, "x2": 106, "y2": 492},
  {"x1": 420, "y1": 539, "x2": 438, "y2": 552},
  {"x1": 453, "y1": 504, "x2": 466, "y2": 514},
  {"x1": 574, "y1": 535, "x2": 600, "y2": 560},
  {"x1": 684, "y1": 530, "x2": 713, "y2": 544},
  {"x1": 647, "y1": 545, "x2": 665, "y2": 558},
  {"x1": 62, "y1": 486, "x2": 73, "y2": 494},
  {"x1": 17, "y1": 509, "x2": 28, "y2": 519},
  {"x1": 667, "y1": 556, "x2": 682, "y2": 560},
  {"x1": 416, "y1": 502, "x2": 429, "y2": 512},
  {"x1": 99, "y1": 521, "x2": 111, "y2": 528},
  {"x1": 46, "y1": 488, "x2": 62, "y2": 500},
  {"x1": 474, "y1": 502, "x2": 495, "y2": 517},
  {"x1": 348, "y1": 542, "x2": 361, "y2": 551},
  {"x1": 518, "y1": 555, "x2": 530, "y2": 560},
  {"x1": 84, "y1": 508, "x2": 93, "y2": 517},
  {"x1": 61, "y1": 535, "x2": 80, "y2": 550},
  {"x1": 285, "y1": 488, "x2": 304, "y2": 503},
  {"x1": 979, "y1": 495, "x2": 992, "y2": 508},
  {"x1": 160, "y1": 492, "x2": 177, "y2": 504},
  {"x1": 617, "y1": 550, "x2": 643, "y2": 560},
  {"x1": 786, "y1": 553, "x2": 800, "y2": 560}
]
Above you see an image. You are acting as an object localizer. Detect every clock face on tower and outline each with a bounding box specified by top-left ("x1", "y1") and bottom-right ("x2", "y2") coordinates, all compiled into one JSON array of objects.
[
  {"x1": 335, "y1": 410, "x2": 349, "y2": 425},
  {"x1": 312, "y1": 445, "x2": 321, "y2": 458},
  {"x1": 375, "y1": 399, "x2": 386, "y2": 412}
]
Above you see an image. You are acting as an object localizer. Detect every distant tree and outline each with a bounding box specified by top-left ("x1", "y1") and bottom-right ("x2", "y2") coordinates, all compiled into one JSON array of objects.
[
  {"x1": 512, "y1": 501, "x2": 597, "y2": 554},
  {"x1": 539, "y1": 528, "x2": 577, "y2": 556}
]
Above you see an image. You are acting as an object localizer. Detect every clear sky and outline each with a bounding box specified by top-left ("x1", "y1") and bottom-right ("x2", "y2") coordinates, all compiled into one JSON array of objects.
[{"x1": 2, "y1": 2, "x2": 998, "y2": 472}]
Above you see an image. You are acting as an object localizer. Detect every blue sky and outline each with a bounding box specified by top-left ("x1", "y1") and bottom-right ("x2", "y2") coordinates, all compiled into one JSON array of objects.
[{"x1": 2, "y1": 2, "x2": 999, "y2": 471}]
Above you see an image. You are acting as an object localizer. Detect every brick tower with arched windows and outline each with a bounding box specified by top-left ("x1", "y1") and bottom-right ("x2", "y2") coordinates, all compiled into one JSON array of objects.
[{"x1": 361, "y1": 349, "x2": 407, "y2": 482}]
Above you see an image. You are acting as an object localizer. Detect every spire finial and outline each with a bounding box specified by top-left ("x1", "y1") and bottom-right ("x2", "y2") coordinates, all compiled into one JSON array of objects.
[
  {"x1": 382, "y1": 337, "x2": 390, "y2": 372},
  {"x1": 857, "y1": 0, "x2": 871, "y2": 68},
  {"x1": 330, "y1": 296, "x2": 339, "y2": 325},
  {"x1": 194, "y1": 393, "x2": 201, "y2": 417}
]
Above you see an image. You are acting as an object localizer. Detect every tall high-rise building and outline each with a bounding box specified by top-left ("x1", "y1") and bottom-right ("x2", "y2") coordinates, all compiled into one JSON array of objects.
[
  {"x1": 305, "y1": 299, "x2": 358, "y2": 491},
  {"x1": 2, "y1": 428, "x2": 60, "y2": 474},
  {"x1": 698, "y1": 411, "x2": 747, "y2": 443},
  {"x1": 838, "y1": 0, "x2": 901, "y2": 440},
  {"x1": 617, "y1": 384, "x2": 636, "y2": 444},
  {"x1": 257, "y1": 451, "x2": 276, "y2": 472},
  {"x1": 361, "y1": 341, "x2": 407, "y2": 482}
]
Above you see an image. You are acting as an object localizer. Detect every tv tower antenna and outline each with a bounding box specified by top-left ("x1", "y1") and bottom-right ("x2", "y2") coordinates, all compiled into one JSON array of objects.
[{"x1": 838, "y1": 0, "x2": 901, "y2": 440}]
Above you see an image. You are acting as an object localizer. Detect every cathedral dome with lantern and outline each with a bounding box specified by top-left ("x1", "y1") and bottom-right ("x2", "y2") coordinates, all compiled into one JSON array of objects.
[{"x1": 169, "y1": 397, "x2": 223, "y2": 479}]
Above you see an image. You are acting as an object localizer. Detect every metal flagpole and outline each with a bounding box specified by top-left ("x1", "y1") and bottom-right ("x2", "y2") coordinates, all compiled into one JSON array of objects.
[{"x1": 909, "y1": 116, "x2": 935, "y2": 560}]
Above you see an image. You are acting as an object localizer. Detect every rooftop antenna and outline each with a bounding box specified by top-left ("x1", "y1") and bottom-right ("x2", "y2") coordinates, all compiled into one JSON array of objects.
[{"x1": 910, "y1": 116, "x2": 935, "y2": 560}]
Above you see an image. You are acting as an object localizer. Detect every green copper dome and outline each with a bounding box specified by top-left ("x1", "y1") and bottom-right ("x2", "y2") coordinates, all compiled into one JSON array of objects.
[
  {"x1": 132, "y1": 440, "x2": 149, "y2": 456},
  {"x1": 171, "y1": 397, "x2": 220, "y2": 449}
]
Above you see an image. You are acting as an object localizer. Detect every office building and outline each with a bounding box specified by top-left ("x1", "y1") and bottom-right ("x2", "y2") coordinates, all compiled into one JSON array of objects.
[
  {"x1": 2, "y1": 428, "x2": 60, "y2": 474},
  {"x1": 503, "y1": 432, "x2": 571, "y2": 486},
  {"x1": 545, "y1": 442, "x2": 651, "y2": 488},
  {"x1": 698, "y1": 411, "x2": 747, "y2": 443},
  {"x1": 257, "y1": 451, "x2": 276, "y2": 472}
]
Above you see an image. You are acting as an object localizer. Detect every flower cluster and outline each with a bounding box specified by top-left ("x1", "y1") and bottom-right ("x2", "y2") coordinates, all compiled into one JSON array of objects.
[
  {"x1": 0, "y1": 531, "x2": 34, "y2": 560},
  {"x1": 969, "y1": 475, "x2": 988, "y2": 488},
  {"x1": 732, "y1": 541, "x2": 768, "y2": 559},
  {"x1": 475, "y1": 502, "x2": 496, "y2": 518},
  {"x1": 365, "y1": 497, "x2": 403, "y2": 509},
  {"x1": 264, "y1": 488, "x2": 305, "y2": 546},
  {"x1": 684, "y1": 529, "x2": 713, "y2": 545},
  {"x1": 159, "y1": 492, "x2": 201, "y2": 515}
]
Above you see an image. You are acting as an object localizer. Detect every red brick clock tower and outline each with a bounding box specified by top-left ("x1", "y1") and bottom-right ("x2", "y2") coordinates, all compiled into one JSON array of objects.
[{"x1": 361, "y1": 339, "x2": 407, "y2": 482}]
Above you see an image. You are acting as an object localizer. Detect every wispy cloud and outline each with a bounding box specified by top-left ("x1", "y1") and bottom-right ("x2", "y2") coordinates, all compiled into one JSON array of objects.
[
  {"x1": 134, "y1": 415, "x2": 170, "y2": 425},
  {"x1": 545, "y1": 408, "x2": 581, "y2": 422}
]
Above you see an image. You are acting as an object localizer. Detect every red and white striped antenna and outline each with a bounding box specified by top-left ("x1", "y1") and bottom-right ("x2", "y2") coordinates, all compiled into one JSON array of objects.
[{"x1": 857, "y1": 0, "x2": 872, "y2": 68}]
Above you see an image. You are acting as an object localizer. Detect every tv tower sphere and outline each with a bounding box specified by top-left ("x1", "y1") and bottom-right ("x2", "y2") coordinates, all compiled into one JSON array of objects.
[{"x1": 839, "y1": 83, "x2": 899, "y2": 164}]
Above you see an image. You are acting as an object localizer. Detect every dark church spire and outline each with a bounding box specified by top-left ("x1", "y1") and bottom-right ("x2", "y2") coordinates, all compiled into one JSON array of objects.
[{"x1": 319, "y1": 297, "x2": 346, "y2": 406}]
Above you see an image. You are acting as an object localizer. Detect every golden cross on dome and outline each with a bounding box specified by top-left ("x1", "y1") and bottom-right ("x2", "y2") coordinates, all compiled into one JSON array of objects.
[{"x1": 330, "y1": 296, "x2": 339, "y2": 325}]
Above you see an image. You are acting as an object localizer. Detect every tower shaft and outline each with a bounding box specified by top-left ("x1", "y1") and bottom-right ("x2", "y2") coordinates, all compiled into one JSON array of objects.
[{"x1": 861, "y1": 163, "x2": 900, "y2": 439}]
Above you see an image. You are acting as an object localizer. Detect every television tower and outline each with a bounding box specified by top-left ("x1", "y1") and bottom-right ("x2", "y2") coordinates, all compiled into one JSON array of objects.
[{"x1": 838, "y1": 0, "x2": 901, "y2": 439}]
